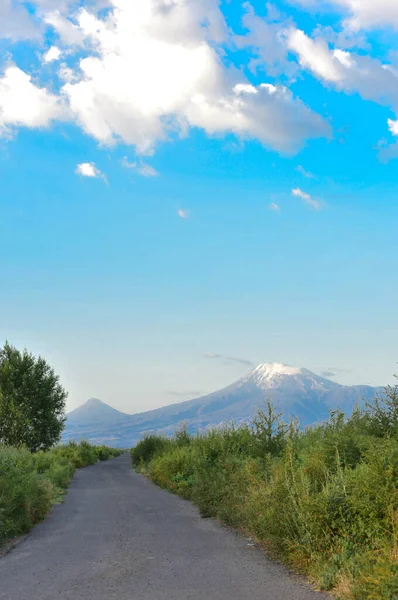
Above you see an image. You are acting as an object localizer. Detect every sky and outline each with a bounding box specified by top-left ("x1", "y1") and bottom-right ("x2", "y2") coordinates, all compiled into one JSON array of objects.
[{"x1": 0, "y1": 0, "x2": 397, "y2": 413}]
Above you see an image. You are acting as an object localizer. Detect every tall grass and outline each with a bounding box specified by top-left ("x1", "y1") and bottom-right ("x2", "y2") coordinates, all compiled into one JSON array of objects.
[
  {"x1": 131, "y1": 381, "x2": 398, "y2": 600},
  {"x1": 0, "y1": 441, "x2": 122, "y2": 545}
]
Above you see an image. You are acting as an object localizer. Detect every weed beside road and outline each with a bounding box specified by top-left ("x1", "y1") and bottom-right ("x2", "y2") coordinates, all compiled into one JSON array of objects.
[
  {"x1": 132, "y1": 381, "x2": 398, "y2": 600},
  {"x1": 0, "y1": 441, "x2": 122, "y2": 545}
]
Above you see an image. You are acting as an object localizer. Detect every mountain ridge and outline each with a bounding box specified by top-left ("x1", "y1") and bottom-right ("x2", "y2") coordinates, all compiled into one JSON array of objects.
[{"x1": 63, "y1": 363, "x2": 384, "y2": 447}]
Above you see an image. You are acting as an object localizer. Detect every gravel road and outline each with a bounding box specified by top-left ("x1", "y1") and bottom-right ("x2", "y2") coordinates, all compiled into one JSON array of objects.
[{"x1": 0, "y1": 453, "x2": 328, "y2": 600}]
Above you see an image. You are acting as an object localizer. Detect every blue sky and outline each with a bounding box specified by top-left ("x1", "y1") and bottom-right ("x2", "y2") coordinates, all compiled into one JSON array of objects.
[{"x1": 1, "y1": 0, "x2": 397, "y2": 412}]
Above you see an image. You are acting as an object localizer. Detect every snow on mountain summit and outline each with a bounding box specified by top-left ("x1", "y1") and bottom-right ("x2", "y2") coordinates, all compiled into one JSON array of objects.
[
  {"x1": 245, "y1": 363, "x2": 302, "y2": 386},
  {"x1": 252, "y1": 363, "x2": 301, "y2": 379},
  {"x1": 243, "y1": 362, "x2": 340, "y2": 392}
]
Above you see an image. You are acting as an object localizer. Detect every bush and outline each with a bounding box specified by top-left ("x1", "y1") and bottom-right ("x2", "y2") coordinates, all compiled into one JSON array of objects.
[
  {"x1": 96, "y1": 445, "x2": 114, "y2": 461},
  {"x1": 149, "y1": 445, "x2": 196, "y2": 498},
  {"x1": 0, "y1": 441, "x2": 122, "y2": 545},
  {"x1": 33, "y1": 450, "x2": 75, "y2": 490},
  {"x1": 0, "y1": 446, "x2": 54, "y2": 542},
  {"x1": 131, "y1": 385, "x2": 398, "y2": 599},
  {"x1": 51, "y1": 441, "x2": 122, "y2": 468},
  {"x1": 130, "y1": 434, "x2": 171, "y2": 466}
]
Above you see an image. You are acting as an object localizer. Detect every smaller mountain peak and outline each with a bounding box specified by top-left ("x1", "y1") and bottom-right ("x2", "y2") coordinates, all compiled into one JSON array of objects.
[
  {"x1": 84, "y1": 398, "x2": 106, "y2": 408},
  {"x1": 67, "y1": 397, "x2": 130, "y2": 425}
]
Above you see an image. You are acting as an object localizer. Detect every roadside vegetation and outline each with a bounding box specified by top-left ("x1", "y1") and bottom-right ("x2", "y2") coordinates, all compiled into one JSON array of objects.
[
  {"x1": 131, "y1": 377, "x2": 398, "y2": 600},
  {"x1": 0, "y1": 341, "x2": 122, "y2": 546},
  {"x1": 0, "y1": 442, "x2": 122, "y2": 544}
]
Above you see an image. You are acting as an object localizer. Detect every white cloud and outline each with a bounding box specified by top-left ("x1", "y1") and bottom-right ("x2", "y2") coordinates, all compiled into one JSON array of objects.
[
  {"x1": 388, "y1": 118, "x2": 398, "y2": 136},
  {"x1": 237, "y1": 3, "x2": 295, "y2": 77},
  {"x1": 75, "y1": 161, "x2": 106, "y2": 181},
  {"x1": 0, "y1": 66, "x2": 62, "y2": 135},
  {"x1": 29, "y1": 0, "x2": 113, "y2": 12},
  {"x1": 44, "y1": 11, "x2": 85, "y2": 46},
  {"x1": 187, "y1": 84, "x2": 330, "y2": 154},
  {"x1": 344, "y1": 0, "x2": 398, "y2": 31},
  {"x1": 287, "y1": 29, "x2": 342, "y2": 83},
  {"x1": 121, "y1": 157, "x2": 136, "y2": 169},
  {"x1": 339, "y1": 0, "x2": 398, "y2": 30},
  {"x1": 291, "y1": 0, "x2": 398, "y2": 30},
  {"x1": 240, "y1": 8, "x2": 398, "y2": 137},
  {"x1": 0, "y1": 0, "x2": 330, "y2": 157},
  {"x1": 122, "y1": 158, "x2": 159, "y2": 177},
  {"x1": 287, "y1": 28, "x2": 398, "y2": 112},
  {"x1": 137, "y1": 163, "x2": 159, "y2": 177},
  {"x1": 184, "y1": 82, "x2": 330, "y2": 154},
  {"x1": 268, "y1": 202, "x2": 280, "y2": 212},
  {"x1": 58, "y1": 64, "x2": 77, "y2": 83},
  {"x1": 30, "y1": 0, "x2": 76, "y2": 10},
  {"x1": 240, "y1": 9, "x2": 398, "y2": 132},
  {"x1": 0, "y1": 0, "x2": 39, "y2": 41},
  {"x1": 1, "y1": 0, "x2": 397, "y2": 174},
  {"x1": 43, "y1": 46, "x2": 62, "y2": 63},
  {"x1": 61, "y1": 1, "x2": 228, "y2": 154},
  {"x1": 177, "y1": 209, "x2": 189, "y2": 219},
  {"x1": 296, "y1": 165, "x2": 315, "y2": 179},
  {"x1": 58, "y1": 0, "x2": 329, "y2": 155},
  {"x1": 292, "y1": 187, "x2": 321, "y2": 210},
  {"x1": 292, "y1": 187, "x2": 310, "y2": 200}
]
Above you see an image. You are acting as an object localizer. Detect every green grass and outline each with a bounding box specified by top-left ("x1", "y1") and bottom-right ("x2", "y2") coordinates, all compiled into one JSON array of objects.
[
  {"x1": 131, "y1": 382, "x2": 398, "y2": 600},
  {"x1": 0, "y1": 441, "x2": 122, "y2": 545}
]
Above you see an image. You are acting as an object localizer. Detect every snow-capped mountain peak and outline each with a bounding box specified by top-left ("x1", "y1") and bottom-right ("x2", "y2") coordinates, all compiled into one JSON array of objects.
[
  {"x1": 64, "y1": 362, "x2": 382, "y2": 447},
  {"x1": 246, "y1": 362, "x2": 302, "y2": 386},
  {"x1": 242, "y1": 362, "x2": 342, "y2": 393},
  {"x1": 253, "y1": 362, "x2": 301, "y2": 378}
]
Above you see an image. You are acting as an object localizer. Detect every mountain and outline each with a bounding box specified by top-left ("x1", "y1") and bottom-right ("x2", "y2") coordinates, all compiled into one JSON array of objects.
[
  {"x1": 67, "y1": 398, "x2": 131, "y2": 426},
  {"x1": 65, "y1": 398, "x2": 131, "y2": 441},
  {"x1": 62, "y1": 363, "x2": 383, "y2": 448}
]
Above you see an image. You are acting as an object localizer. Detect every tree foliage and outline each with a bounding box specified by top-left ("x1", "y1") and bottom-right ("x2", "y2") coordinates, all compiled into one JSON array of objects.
[
  {"x1": 366, "y1": 374, "x2": 398, "y2": 437},
  {"x1": 0, "y1": 342, "x2": 67, "y2": 451},
  {"x1": 251, "y1": 400, "x2": 288, "y2": 456}
]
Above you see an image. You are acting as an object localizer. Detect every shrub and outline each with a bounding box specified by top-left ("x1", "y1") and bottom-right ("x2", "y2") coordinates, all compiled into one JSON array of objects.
[
  {"x1": 33, "y1": 450, "x2": 75, "y2": 489},
  {"x1": 0, "y1": 441, "x2": 121, "y2": 545},
  {"x1": 149, "y1": 445, "x2": 196, "y2": 498},
  {"x1": 95, "y1": 445, "x2": 123, "y2": 461},
  {"x1": 0, "y1": 446, "x2": 54, "y2": 542},
  {"x1": 130, "y1": 434, "x2": 171, "y2": 466},
  {"x1": 130, "y1": 381, "x2": 398, "y2": 599},
  {"x1": 52, "y1": 441, "x2": 98, "y2": 468}
]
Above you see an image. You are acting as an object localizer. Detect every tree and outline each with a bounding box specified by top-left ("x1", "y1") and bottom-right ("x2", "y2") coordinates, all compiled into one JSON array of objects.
[
  {"x1": 0, "y1": 342, "x2": 67, "y2": 451},
  {"x1": 366, "y1": 374, "x2": 398, "y2": 438},
  {"x1": 252, "y1": 400, "x2": 288, "y2": 457}
]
